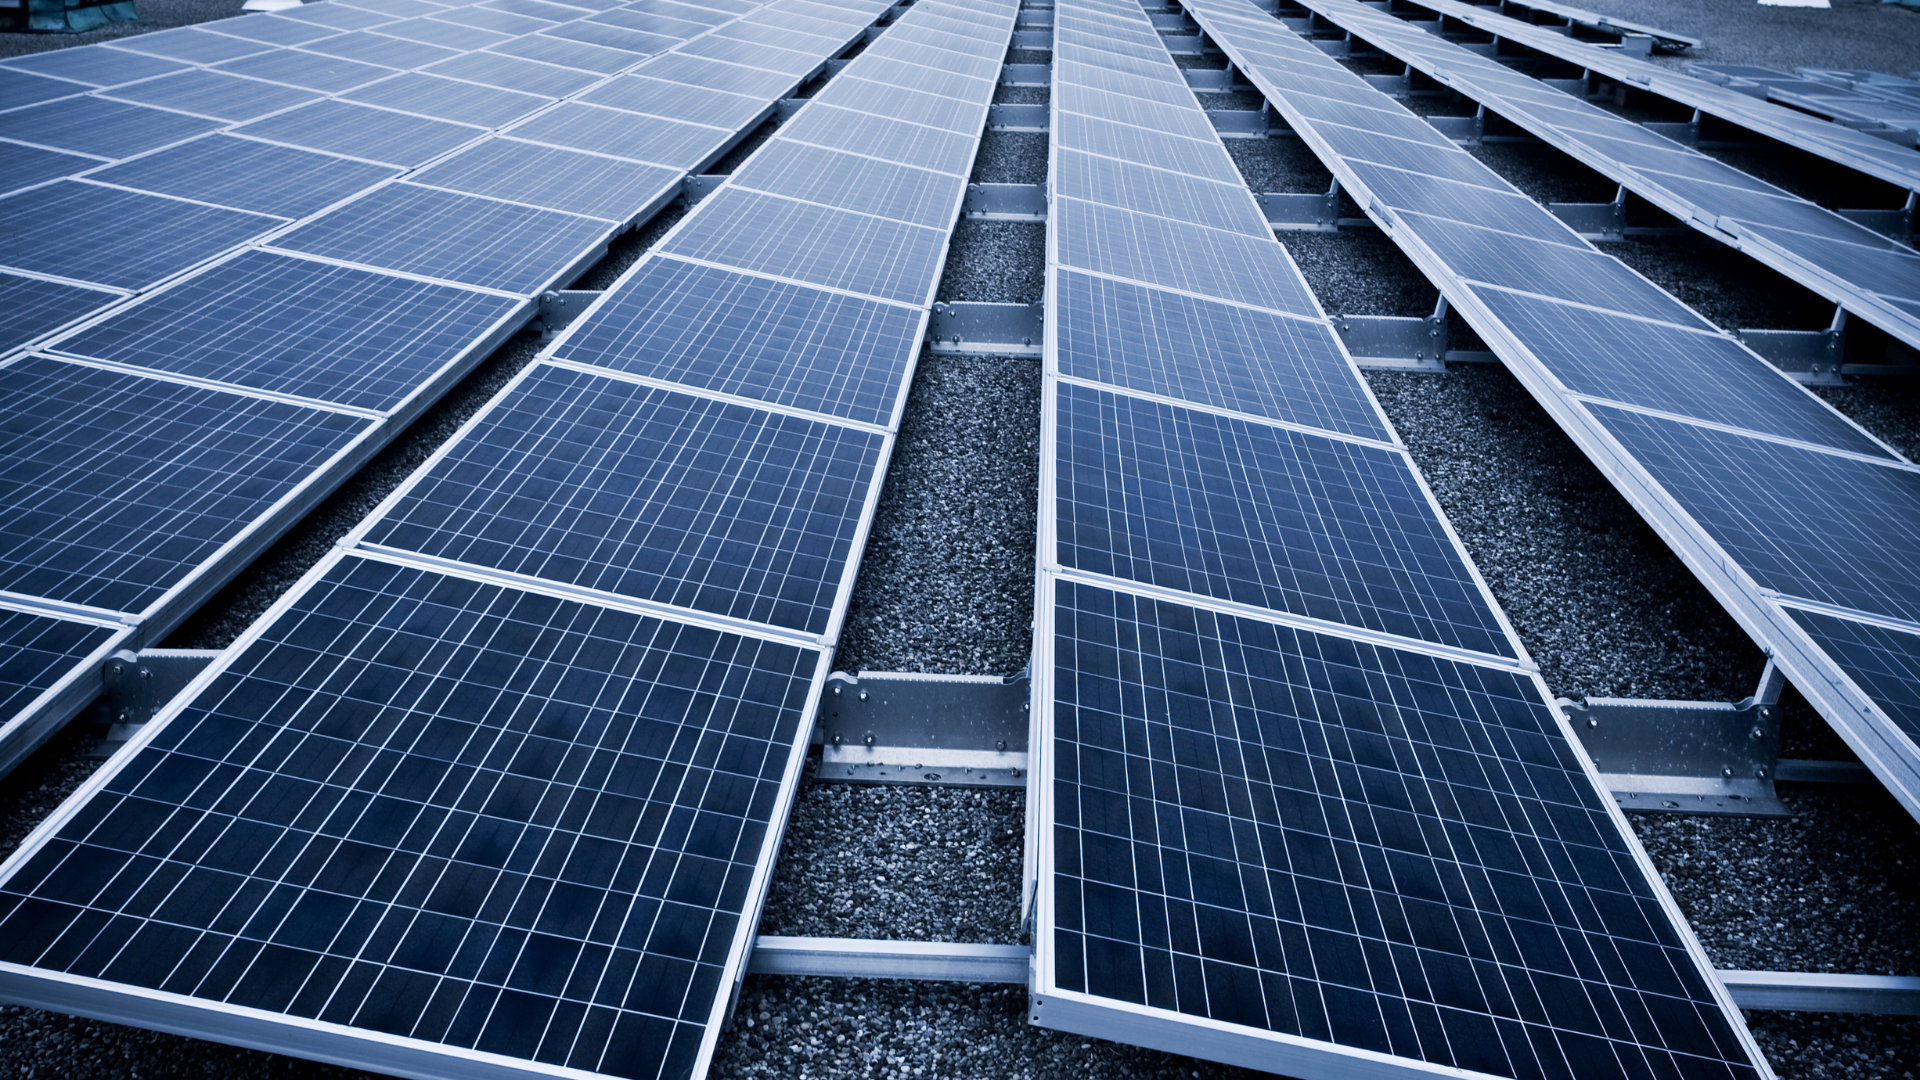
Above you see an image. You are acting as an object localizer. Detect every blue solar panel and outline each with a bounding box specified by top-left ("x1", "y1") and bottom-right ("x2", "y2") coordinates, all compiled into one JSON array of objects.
[
  {"x1": 0, "y1": 181, "x2": 280, "y2": 291},
  {"x1": 730, "y1": 140, "x2": 966, "y2": 230},
  {"x1": 662, "y1": 187, "x2": 947, "y2": 306},
  {"x1": 542, "y1": 19, "x2": 677, "y2": 54},
  {"x1": 1055, "y1": 148, "x2": 1272, "y2": 238},
  {"x1": 589, "y1": 7, "x2": 707, "y2": 37},
  {"x1": 299, "y1": 28, "x2": 463, "y2": 69},
  {"x1": 0, "y1": 610, "x2": 120, "y2": 730},
  {"x1": 1345, "y1": 160, "x2": 1580, "y2": 249},
  {"x1": 480, "y1": 0, "x2": 581, "y2": 21},
  {"x1": 810, "y1": 75, "x2": 986, "y2": 133},
  {"x1": 214, "y1": 49, "x2": 396, "y2": 93},
  {"x1": 421, "y1": 50, "x2": 603, "y2": 96},
  {"x1": 553, "y1": 256, "x2": 922, "y2": 427},
  {"x1": 235, "y1": 100, "x2": 485, "y2": 168},
  {"x1": 716, "y1": 18, "x2": 839, "y2": 54},
  {"x1": 106, "y1": 27, "x2": 275, "y2": 64},
  {"x1": 1044, "y1": 579, "x2": 1763, "y2": 1080},
  {"x1": 1055, "y1": 197, "x2": 1322, "y2": 318},
  {"x1": 676, "y1": 34, "x2": 817, "y2": 77},
  {"x1": 0, "y1": 273, "x2": 122, "y2": 355},
  {"x1": 0, "y1": 45, "x2": 188, "y2": 88},
  {"x1": 98, "y1": 68, "x2": 323, "y2": 124},
  {"x1": 0, "y1": 67, "x2": 84, "y2": 112},
  {"x1": 0, "y1": 552, "x2": 819, "y2": 1080},
  {"x1": 0, "y1": 143, "x2": 95, "y2": 199},
  {"x1": 629, "y1": 52, "x2": 796, "y2": 99},
  {"x1": 54, "y1": 250, "x2": 522, "y2": 413},
  {"x1": 506, "y1": 102, "x2": 722, "y2": 171},
  {"x1": 370, "y1": 15, "x2": 512, "y2": 50},
  {"x1": 337, "y1": 0, "x2": 444, "y2": 18},
  {"x1": 271, "y1": 183, "x2": 608, "y2": 295},
  {"x1": 200, "y1": 12, "x2": 346, "y2": 45},
  {"x1": 625, "y1": 0, "x2": 728, "y2": 24},
  {"x1": 488, "y1": 33, "x2": 637, "y2": 74},
  {"x1": 0, "y1": 356, "x2": 368, "y2": 615},
  {"x1": 89, "y1": 135, "x2": 399, "y2": 220},
  {"x1": 1055, "y1": 270, "x2": 1387, "y2": 441},
  {"x1": 0, "y1": 96, "x2": 222, "y2": 161},
  {"x1": 273, "y1": 0, "x2": 398, "y2": 30},
  {"x1": 431, "y1": 3, "x2": 550, "y2": 34},
  {"x1": 341, "y1": 71, "x2": 551, "y2": 127},
  {"x1": 576, "y1": 74, "x2": 769, "y2": 132},
  {"x1": 1785, "y1": 608, "x2": 1920, "y2": 744},
  {"x1": 1056, "y1": 383, "x2": 1514, "y2": 656},
  {"x1": 411, "y1": 139, "x2": 681, "y2": 222},
  {"x1": 775, "y1": 102, "x2": 977, "y2": 176},
  {"x1": 365, "y1": 366, "x2": 885, "y2": 635},
  {"x1": 1054, "y1": 114, "x2": 1244, "y2": 186}
]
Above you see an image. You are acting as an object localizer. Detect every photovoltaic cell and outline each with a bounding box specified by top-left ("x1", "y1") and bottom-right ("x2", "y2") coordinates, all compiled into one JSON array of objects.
[
  {"x1": 0, "y1": 273, "x2": 122, "y2": 355},
  {"x1": 0, "y1": 96, "x2": 222, "y2": 161},
  {"x1": 0, "y1": 45, "x2": 188, "y2": 87},
  {"x1": 271, "y1": 183, "x2": 608, "y2": 295},
  {"x1": 341, "y1": 72, "x2": 551, "y2": 128},
  {"x1": 1345, "y1": 160, "x2": 1578, "y2": 249},
  {"x1": 663, "y1": 186, "x2": 947, "y2": 306},
  {"x1": 1054, "y1": 149, "x2": 1270, "y2": 238},
  {"x1": 1785, "y1": 608, "x2": 1920, "y2": 744},
  {"x1": 98, "y1": 69, "x2": 323, "y2": 124},
  {"x1": 488, "y1": 33, "x2": 637, "y2": 75},
  {"x1": 1055, "y1": 197, "x2": 1321, "y2": 318},
  {"x1": 0, "y1": 356, "x2": 368, "y2": 615},
  {"x1": 200, "y1": 12, "x2": 346, "y2": 44},
  {"x1": 1054, "y1": 270, "x2": 1386, "y2": 441},
  {"x1": 431, "y1": 4, "x2": 552, "y2": 34},
  {"x1": 729, "y1": 140, "x2": 966, "y2": 230},
  {"x1": 271, "y1": 1, "x2": 397, "y2": 31},
  {"x1": 0, "y1": 67, "x2": 85, "y2": 112},
  {"x1": 774, "y1": 103, "x2": 977, "y2": 177},
  {"x1": 0, "y1": 611, "x2": 119, "y2": 728},
  {"x1": 576, "y1": 75, "x2": 768, "y2": 134},
  {"x1": 106, "y1": 27, "x2": 275, "y2": 64},
  {"x1": 89, "y1": 135, "x2": 400, "y2": 220},
  {"x1": 364, "y1": 367, "x2": 884, "y2": 636},
  {"x1": 629, "y1": 52, "x2": 795, "y2": 99},
  {"x1": 411, "y1": 140, "x2": 680, "y2": 222},
  {"x1": 236, "y1": 100, "x2": 484, "y2": 168},
  {"x1": 0, "y1": 181, "x2": 280, "y2": 291},
  {"x1": 0, "y1": 144, "x2": 96, "y2": 199},
  {"x1": 371, "y1": 15, "x2": 513, "y2": 50},
  {"x1": 1045, "y1": 579, "x2": 1762, "y2": 1080},
  {"x1": 422, "y1": 50, "x2": 603, "y2": 97},
  {"x1": 54, "y1": 250, "x2": 521, "y2": 414},
  {"x1": 809, "y1": 76, "x2": 985, "y2": 133},
  {"x1": 1053, "y1": 114, "x2": 1243, "y2": 186},
  {"x1": 1056, "y1": 384, "x2": 1512, "y2": 656},
  {"x1": 541, "y1": 20, "x2": 677, "y2": 55},
  {"x1": 589, "y1": 8, "x2": 708, "y2": 37},
  {"x1": 506, "y1": 103, "x2": 722, "y2": 171},
  {"x1": 214, "y1": 49, "x2": 398, "y2": 93},
  {"x1": 676, "y1": 34, "x2": 817, "y2": 77},
  {"x1": 553, "y1": 256, "x2": 922, "y2": 427}
]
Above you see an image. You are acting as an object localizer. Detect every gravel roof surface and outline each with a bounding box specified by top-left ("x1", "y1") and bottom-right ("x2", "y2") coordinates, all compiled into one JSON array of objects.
[{"x1": 4, "y1": 0, "x2": 1920, "y2": 1077}]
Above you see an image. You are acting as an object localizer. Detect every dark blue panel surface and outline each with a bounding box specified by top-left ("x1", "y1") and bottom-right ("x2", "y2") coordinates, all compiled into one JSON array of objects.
[
  {"x1": 299, "y1": 28, "x2": 462, "y2": 69},
  {"x1": 1592, "y1": 403, "x2": 1920, "y2": 627},
  {"x1": 203, "y1": 12, "x2": 347, "y2": 43},
  {"x1": 1047, "y1": 580, "x2": 1761, "y2": 1080},
  {"x1": 542, "y1": 19, "x2": 677, "y2": 55},
  {"x1": 1345, "y1": 160, "x2": 1579, "y2": 249},
  {"x1": 0, "y1": 273, "x2": 121, "y2": 355},
  {"x1": 576, "y1": 75, "x2": 767, "y2": 133},
  {"x1": 663, "y1": 187, "x2": 946, "y2": 306},
  {"x1": 89, "y1": 135, "x2": 400, "y2": 220},
  {"x1": 272, "y1": 183, "x2": 608, "y2": 295},
  {"x1": 1056, "y1": 385, "x2": 1511, "y2": 656},
  {"x1": 1786, "y1": 608, "x2": 1920, "y2": 744},
  {"x1": 676, "y1": 34, "x2": 816, "y2": 76},
  {"x1": 0, "y1": 181, "x2": 279, "y2": 291},
  {"x1": 412, "y1": 140, "x2": 680, "y2": 222},
  {"x1": 236, "y1": 100, "x2": 484, "y2": 168},
  {"x1": 0, "y1": 45, "x2": 188, "y2": 87},
  {"x1": 1054, "y1": 115, "x2": 1243, "y2": 190},
  {"x1": 56, "y1": 250, "x2": 520, "y2": 413},
  {"x1": 0, "y1": 554, "x2": 817, "y2": 1080},
  {"x1": 1055, "y1": 148, "x2": 1270, "y2": 238},
  {"x1": 421, "y1": 50, "x2": 603, "y2": 96},
  {"x1": 629, "y1": 52, "x2": 794, "y2": 99},
  {"x1": 0, "y1": 143, "x2": 95, "y2": 198},
  {"x1": 488, "y1": 33, "x2": 636, "y2": 74},
  {"x1": 214, "y1": 48, "x2": 396, "y2": 92},
  {"x1": 431, "y1": 4, "x2": 552, "y2": 34},
  {"x1": 106, "y1": 27, "x2": 274, "y2": 64},
  {"x1": 507, "y1": 103, "x2": 721, "y2": 171},
  {"x1": 100, "y1": 68, "x2": 323, "y2": 123},
  {"x1": 809, "y1": 76, "x2": 983, "y2": 134},
  {"x1": 0, "y1": 67, "x2": 86, "y2": 112},
  {"x1": 366, "y1": 367, "x2": 884, "y2": 635},
  {"x1": 370, "y1": 15, "x2": 512, "y2": 50},
  {"x1": 1055, "y1": 197, "x2": 1321, "y2": 318},
  {"x1": 342, "y1": 72, "x2": 551, "y2": 128},
  {"x1": 1311, "y1": 121, "x2": 1499, "y2": 190},
  {"x1": 1056, "y1": 271, "x2": 1386, "y2": 441},
  {"x1": 554, "y1": 257, "x2": 921, "y2": 427},
  {"x1": 0, "y1": 611, "x2": 117, "y2": 726},
  {"x1": 731, "y1": 140, "x2": 966, "y2": 230},
  {"x1": 1476, "y1": 289, "x2": 1889, "y2": 459},
  {"x1": 775, "y1": 103, "x2": 976, "y2": 176},
  {"x1": 268, "y1": 1, "x2": 394, "y2": 30},
  {"x1": 0, "y1": 96, "x2": 221, "y2": 160},
  {"x1": 589, "y1": 7, "x2": 707, "y2": 37},
  {"x1": 0, "y1": 356, "x2": 367, "y2": 614}
]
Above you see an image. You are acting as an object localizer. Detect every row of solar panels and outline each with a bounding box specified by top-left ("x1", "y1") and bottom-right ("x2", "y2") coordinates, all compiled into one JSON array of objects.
[
  {"x1": 0, "y1": 2, "x2": 1019, "y2": 1078},
  {"x1": 1279, "y1": 0, "x2": 1920, "y2": 358},
  {"x1": 1390, "y1": 0, "x2": 1920, "y2": 197},
  {"x1": 1029, "y1": 1, "x2": 1770, "y2": 1078},
  {"x1": 0, "y1": 0, "x2": 898, "y2": 776},
  {"x1": 1189, "y1": 0, "x2": 1920, "y2": 834},
  {"x1": 1690, "y1": 64, "x2": 1920, "y2": 144}
]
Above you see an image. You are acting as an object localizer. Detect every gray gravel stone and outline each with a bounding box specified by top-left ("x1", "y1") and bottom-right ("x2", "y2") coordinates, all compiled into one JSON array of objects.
[
  {"x1": 937, "y1": 220, "x2": 1046, "y2": 303},
  {"x1": 973, "y1": 129, "x2": 1048, "y2": 185}
]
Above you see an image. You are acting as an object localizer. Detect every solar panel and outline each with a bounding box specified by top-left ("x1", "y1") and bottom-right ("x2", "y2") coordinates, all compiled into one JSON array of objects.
[
  {"x1": 235, "y1": 100, "x2": 485, "y2": 168},
  {"x1": 1180, "y1": 0, "x2": 1920, "y2": 826},
  {"x1": 0, "y1": 96, "x2": 222, "y2": 161},
  {"x1": 774, "y1": 103, "x2": 977, "y2": 177},
  {"x1": 371, "y1": 15, "x2": 514, "y2": 50},
  {"x1": 105, "y1": 26, "x2": 276, "y2": 64},
  {"x1": 0, "y1": 45, "x2": 188, "y2": 87},
  {"x1": 340, "y1": 71, "x2": 551, "y2": 127},
  {"x1": 421, "y1": 49, "x2": 603, "y2": 96},
  {"x1": 298, "y1": 29, "x2": 464, "y2": 70},
  {"x1": 88, "y1": 135, "x2": 398, "y2": 220},
  {"x1": 97, "y1": 68, "x2": 323, "y2": 124},
  {"x1": 214, "y1": 49, "x2": 398, "y2": 93},
  {"x1": 504, "y1": 102, "x2": 723, "y2": 170},
  {"x1": 0, "y1": 66, "x2": 85, "y2": 111},
  {"x1": 269, "y1": 183, "x2": 609, "y2": 296},
  {"x1": 487, "y1": 33, "x2": 638, "y2": 75},
  {"x1": 430, "y1": 4, "x2": 550, "y2": 35},
  {"x1": 728, "y1": 140, "x2": 967, "y2": 229},
  {"x1": 0, "y1": 355, "x2": 369, "y2": 617},
  {"x1": 1030, "y1": 3, "x2": 1770, "y2": 1077},
  {"x1": 201, "y1": 12, "x2": 347, "y2": 45},
  {"x1": 0, "y1": 273, "x2": 124, "y2": 356},
  {"x1": 589, "y1": 8, "x2": 709, "y2": 38},
  {"x1": 410, "y1": 139, "x2": 681, "y2": 222},
  {"x1": 50, "y1": 250, "x2": 523, "y2": 414},
  {"x1": 576, "y1": 74, "x2": 768, "y2": 132},
  {"x1": 0, "y1": 608, "x2": 125, "y2": 747},
  {"x1": 0, "y1": 181, "x2": 280, "y2": 291},
  {"x1": 1783, "y1": 608, "x2": 1920, "y2": 744},
  {"x1": 627, "y1": 52, "x2": 796, "y2": 98},
  {"x1": 0, "y1": 144, "x2": 96, "y2": 199},
  {"x1": 674, "y1": 34, "x2": 818, "y2": 76},
  {"x1": 272, "y1": 1, "x2": 398, "y2": 31},
  {"x1": 541, "y1": 19, "x2": 677, "y2": 55}
]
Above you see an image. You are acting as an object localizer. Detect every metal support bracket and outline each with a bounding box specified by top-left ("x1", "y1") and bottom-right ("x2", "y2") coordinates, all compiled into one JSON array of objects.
[
  {"x1": 1183, "y1": 65, "x2": 1233, "y2": 91},
  {"x1": 1547, "y1": 184, "x2": 1627, "y2": 241},
  {"x1": 1427, "y1": 105, "x2": 1485, "y2": 146},
  {"x1": 1001, "y1": 63, "x2": 1050, "y2": 87},
  {"x1": 1738, "y1": 307, "x2": 1847, "y2": 385},
  {"x1": 1836, "y1": 191, "x2": 1917, "y2": 243},
  {"x1": 683, "y1": 173, "x2": 726, "y2": 207},
  {"x1": 926, "y1": 301, "x2": 1043, "y2": 356},
  {"x1": 988, "y1": 102, "x2": 1048, "y2": 132},
  {"x1": 1161, "y1": 32, "x2": 1204, "y2": 55},
  {"x1": 813, "y1": 669, "x2": 1030, "y2": 786},
  {"x1": 1335, "y1": 295, "x2": 1450, "y2": 371},
  {"x1": 1643, "y1": 108, "x2": 1702, "y2": 148},
  {"x1": 1148, "y1": 11, "x2": 1188, "y2": 28},
  {"x1": 1561, "y1": 659, "x2": 1789, "y2": 816},
  {"x1": 537, "y1": 290, "x2": 601, "y2": 337},
  {"x1": 962, "y1": 182, "x2": 1046, "y2": 221},
  {"x1": 92, "y1": 648, "x2": 222, "y2": 757},
  {"x1": 747, "y1": 937, "x2": 1029, "y2": 983},
  {"x1": 1209, "y1": 109, "x2": 1268, "y2": 138},
  {"x1": 776, "y1": 97, "x2": 806, "y2": 122},
  {"x1": 1012, "y1": 28, "x2": 1051, "y2": 49}
]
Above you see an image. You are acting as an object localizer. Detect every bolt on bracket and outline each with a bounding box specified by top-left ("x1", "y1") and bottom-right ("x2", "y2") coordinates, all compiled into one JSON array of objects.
[
  {"x1": 814, "y1": 668, "x2": 1031, "y2": 787},
  {"x1": 91, "y1": 648, "x2": 223, "y2": 758}
]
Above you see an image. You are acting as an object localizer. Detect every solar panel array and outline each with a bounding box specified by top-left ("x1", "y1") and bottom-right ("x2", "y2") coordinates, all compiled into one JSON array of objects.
[
  {"x1": 1690, "y1": 64, "x2": 1920, "y2": 143},
  {"x1": 1031, "y1": 2, "x2": 1768, "y2": 1077},
  {"x1": 1279, "y1": 0, "x2": 1920, "y2": 357},
  {"x1": 1391, "y1": 0, "x2": 1920, "y2": 196},
  {"x1": 0, "y1": 1, "x2": 1016, "y2": 1077},
  {"x1": 1180, "y1": 0, "x2": 1920, "y2": 832},
  {"x1": 1469, "y1": 0, "x2": 1698, "y2": 50},
  {"x1": 0, "y1": 0, "x2": 890, "y2": 777}
]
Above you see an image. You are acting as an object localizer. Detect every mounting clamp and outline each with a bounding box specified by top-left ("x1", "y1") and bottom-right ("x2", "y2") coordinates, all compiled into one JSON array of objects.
[
  {"x1": 92, "y1": 648, "x2": 222, "y2": 757},
  {"x1": 927, "y1": 301, "x2": 1043, "y2": 357},
  {"x1": 813, "y1": 668, "x2": 1031, "y2": 786}
]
